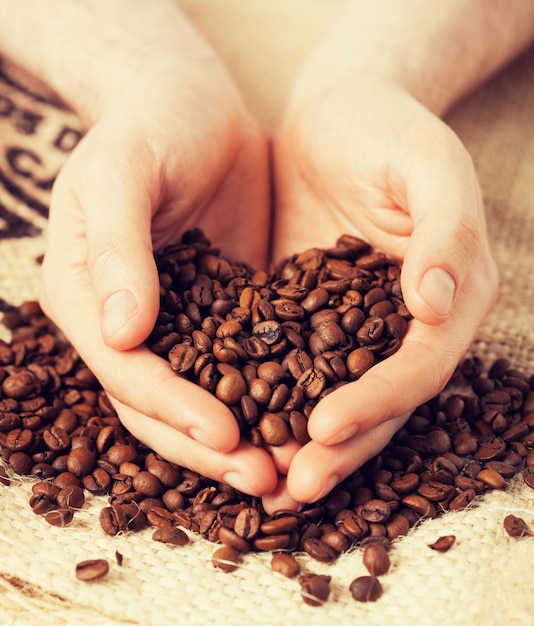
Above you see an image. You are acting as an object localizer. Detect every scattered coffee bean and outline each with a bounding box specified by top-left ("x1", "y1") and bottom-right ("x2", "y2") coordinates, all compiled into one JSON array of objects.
[
  {"x1": 212, "y1": 546, "x2": 240, "y2": 573},
  {"x1": 45, "y1": 508, "x2": 74, "y2": 527},
  {"x1": 503, "y1": 514, "x2": 531, "y2": 538},
  {"x1": 299, "y1": 573, "x2": 331, "y2": 606},
  {"x1": 349, "y1": 576, "x2": 383, "y2": 602},
  {"x1": 428, "y1": 535, "x2": 456, "y2": 552},
  {"x1": 75, "y1": 559, "x2": 109, "y2": 582},
  {"x1": 0, "y1": 465, "x2": 10, "y2": 486},
  {"x1": 362, "y1": 542, "x2": 391, "y2": 575},
  {"x1": 271, "y1": 553, "x2": 301, "y2": 578},
  {"x1": 152, "y1": 526, "x2": 189, "y2": 546}
]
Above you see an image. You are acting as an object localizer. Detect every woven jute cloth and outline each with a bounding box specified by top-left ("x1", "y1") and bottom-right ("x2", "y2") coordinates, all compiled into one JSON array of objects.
[{"x1": 0, "y1": 2, "x2": 533, "y2": 625}]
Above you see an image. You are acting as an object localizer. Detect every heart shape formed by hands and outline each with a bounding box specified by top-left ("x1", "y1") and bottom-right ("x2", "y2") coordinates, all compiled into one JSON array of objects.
[{"x1": 149, "y1": 228, "x2": 411, "y2": 449}]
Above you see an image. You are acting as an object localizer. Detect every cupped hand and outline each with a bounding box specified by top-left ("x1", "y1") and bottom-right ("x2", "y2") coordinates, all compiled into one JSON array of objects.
[
  {"x1": 269, "y1": 74, "x2": 498, "y2": 508},
  {"x1": 38, "y1": 23, "x2": 277, "y2": 496}
]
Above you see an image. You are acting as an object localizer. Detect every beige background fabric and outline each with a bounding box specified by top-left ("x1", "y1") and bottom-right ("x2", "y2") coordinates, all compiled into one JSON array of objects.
[{"x1": 1, "y1": 1, "x2": 533, "y2": 624}]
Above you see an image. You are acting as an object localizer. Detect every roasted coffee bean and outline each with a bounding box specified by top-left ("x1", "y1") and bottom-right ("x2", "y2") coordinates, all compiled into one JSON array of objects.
[
  {"x1": 8, "y1": 451, "x2": 33, "y2": 475},
  {"x1": 258, "y1": 412, "x2": 289, "y2": 446},
  {"x1": 75, "y1": 559, "x2": 109, "y2": 582},
  {"x1": 45, "y1": 508, "x2": 74, "y2": 527},
  {"x1": 253, "y1": 534, "x2": 291, "y2": 552},
  {"x1": 42, "y1": 426, "x2": 70, "y2": 453},
  {"x1": 362, "y1": 542, "x2": 391, "y2": 575},
  {"x1": 347, "y1": 347, "x2": 375, "y2": 379},
  {"x1": 218, "y1": 526, "x2": 250, "y2": 554},
  {"x1": 302, "y1": 537, "x2": 338, "y2": 563},
  {"x1": 168, "y1": 344, "x2": 198, "y2": 374},
  {"x1": 349, "y1": 576, "x2": 383, "y2": 602},
  {"x1": 100, "y1": 505, "x2": 128, "y2": 536},
  {"x1": 401, "y1": 494, "x2": 437, "y2": 518},
  {"x1": 503, "y1": 514, "x2": 531, "y2": 538},
  {"x1": 476, "y1": 468, "x2": 506, "y2": 490},
  {"x1": 360, "y1": 499, "x2": 391, "y2": 523},
  {"x1": 212, "y1": 546, "x2": 240, "y2": 573},
  {"x1": 152, "y1": 526, "x2": 189, "y2": 546},
  {"x1": 428, "y1": 535, "x2": 456, "y2": 552},
  {"x1": 57, "y1": 484, "x2": 85, "y2": 510},
  {"x1": 299, "y1": 573, "x2": 331, "y2": 607},
  {"x1": 234, "y1": 506, "x2": 261, "y2": 539},
  {"x1": 29, "y1": 492, "x2": 56, "y2": 515},
  {"x1": 67, "y1": 447, "x2": 95, "y2": 478},
  {"x1": 271, "y1": 553, "x2": 301, "y2": 578},
  {"x1": 0, "y1": 465, "x2": 10, "y2": 486},
  {"x1": 83, "y1": 468, "x2": 111, "y2": 495}
]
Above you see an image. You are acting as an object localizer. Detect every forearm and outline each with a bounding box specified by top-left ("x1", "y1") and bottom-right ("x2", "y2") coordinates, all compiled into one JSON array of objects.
[
  {"x1": 292, "y1": 0, "x2": 534, "y2": 115},
  {"x1": 0, "y1": 0, "x2": 221, "y2": 124}
]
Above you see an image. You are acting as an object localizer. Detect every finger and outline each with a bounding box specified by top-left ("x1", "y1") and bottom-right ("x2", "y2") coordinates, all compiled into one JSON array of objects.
[
  {"x1": 113, "y1": 396, "x2": 278, "y2": 497},
  {"x1": 287, "y1": 415, "x2": 408, "y2": 503},
  {"x1": 265, "y1": 439, "x2": 302, "y2": 475},
  {"x1": 64, "y1": 120, "x2": 163, "y2": 351},
  {"x1": 261, "y1": 475, "x2": 301, "y2": 515},
  {"x1": 400, "y1": 126, "x2": 486, "y2": 324},
  {"x1": 307, "y1": 319, "x2": 453, "y2": 446},
  {"x1": 40, "y1": 246, "x2": 241, "y2": 452}
]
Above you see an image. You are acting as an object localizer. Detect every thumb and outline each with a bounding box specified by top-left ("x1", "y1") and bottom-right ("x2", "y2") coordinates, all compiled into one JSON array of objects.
[
  {"x1": 400, "y1": 134, "x2": 485, "y2": 325},
  {"x1": 74, "y1": 128, "x2": 161, "y2": 350}
]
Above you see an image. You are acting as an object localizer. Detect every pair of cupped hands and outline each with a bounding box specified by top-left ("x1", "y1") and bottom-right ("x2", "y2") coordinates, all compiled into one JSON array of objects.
[{"x1": 37, "y1": 7, "x2": 497, "y2": 515}]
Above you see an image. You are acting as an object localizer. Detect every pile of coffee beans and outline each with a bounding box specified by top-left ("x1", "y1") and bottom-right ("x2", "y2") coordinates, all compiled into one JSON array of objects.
[
  {"x1": 0, "y1": 230, "x2": 533, "y2": 606},
  {"x1": 149, "y1": 228, "x2": 411, "y2": 449}
]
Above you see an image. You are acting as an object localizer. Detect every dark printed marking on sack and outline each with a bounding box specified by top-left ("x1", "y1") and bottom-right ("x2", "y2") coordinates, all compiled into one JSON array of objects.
[{"x1": 0, "y1": 57, "x2": 83, "y2": 238}]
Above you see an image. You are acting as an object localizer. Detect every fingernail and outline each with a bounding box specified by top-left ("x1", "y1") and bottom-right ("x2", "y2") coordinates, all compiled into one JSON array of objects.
[
  {"x1": 418, "y1": 267, "x2": 455, "y2": 317},
  {"x1": 222, "y1": 471, "x2": 257, "y2": 496},
  {"x1": 102, "y1": 289, "x2": 137, "y2": 338}
]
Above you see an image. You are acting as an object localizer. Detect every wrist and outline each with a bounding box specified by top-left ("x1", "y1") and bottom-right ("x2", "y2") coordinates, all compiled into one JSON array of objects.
[
  {"x1": 289, "y1": 0, "x2": 534, "y2": 118},
  {"x1": 0, "y1": 0, "x2": 231, "y2": 126}
]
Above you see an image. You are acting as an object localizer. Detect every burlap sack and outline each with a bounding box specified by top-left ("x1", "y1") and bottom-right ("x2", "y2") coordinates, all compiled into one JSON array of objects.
[{"x1": 0, "y1": 2, "x2": 533, "y2": 624}]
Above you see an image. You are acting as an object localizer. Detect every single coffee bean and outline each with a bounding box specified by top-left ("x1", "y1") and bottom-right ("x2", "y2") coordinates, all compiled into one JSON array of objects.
[
  {"x1": 299, "y1": 573, "x2": 331, "y2": 607},
  {"x1": 271, "y1": 553, "x2": 301, "y2": 578},
  {"x1": 45, "y1": 508, "x2": 74, "y2": 527},
  {"x1": 302, "y1": 537, "x2": 338, "y2": 563},
  {"x1": 233, "y1": 507, "x2": 261, "y2": 539},
  {"x1": 477, "y1": 468, "x2": 506, "y2": 490},
  {"x1": 152, "y1": 526, "x2": 189, "y2": 546},
  {"x1": 349, "y1": 576, "x2": 383, "y2": 602},
  {"x1": 258, "y1": 412, "x2": 289, "y2": 446},
  {"x1": 99, "y1": 505, "x2": 128, "y2": 536},
  {"x1": 75, "y1": 559, "x2": 109, "y2": 582},
  {"x1": 212, "y1": 546, "x2": 240, "y2": 573},
  {"x1": 346, "y1": 347, "x2": 375, "y2": 379},
  {"x1": 503, "y1": 514, "x2": 531, "y2": 538},
  {"x1": 253, "y1": 534, "x2": 291, "y2": 552},
  {"x1": 0, "y1": 465, "x2": 10, "y2": 486},
  {"x1": 428, "y1": 535, "x2": 456, "y2": 552},
  {"x1": 218, "y1": 526, "x2": 250, "y2": 554},
  {"x1": 360, "y1": 499, "x2": 391, "y2": 523},
  {"x1": 57, "y1": 484, "x2": 85, "y2": 510},
  {"x1": 362, "y1": 542, "x2": 391, "y2": 576}
]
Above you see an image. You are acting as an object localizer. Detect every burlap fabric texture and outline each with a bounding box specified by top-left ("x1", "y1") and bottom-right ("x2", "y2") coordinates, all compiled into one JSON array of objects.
[{"x1": 0, "y1": 2, "x2": 533, "y2": 625}]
